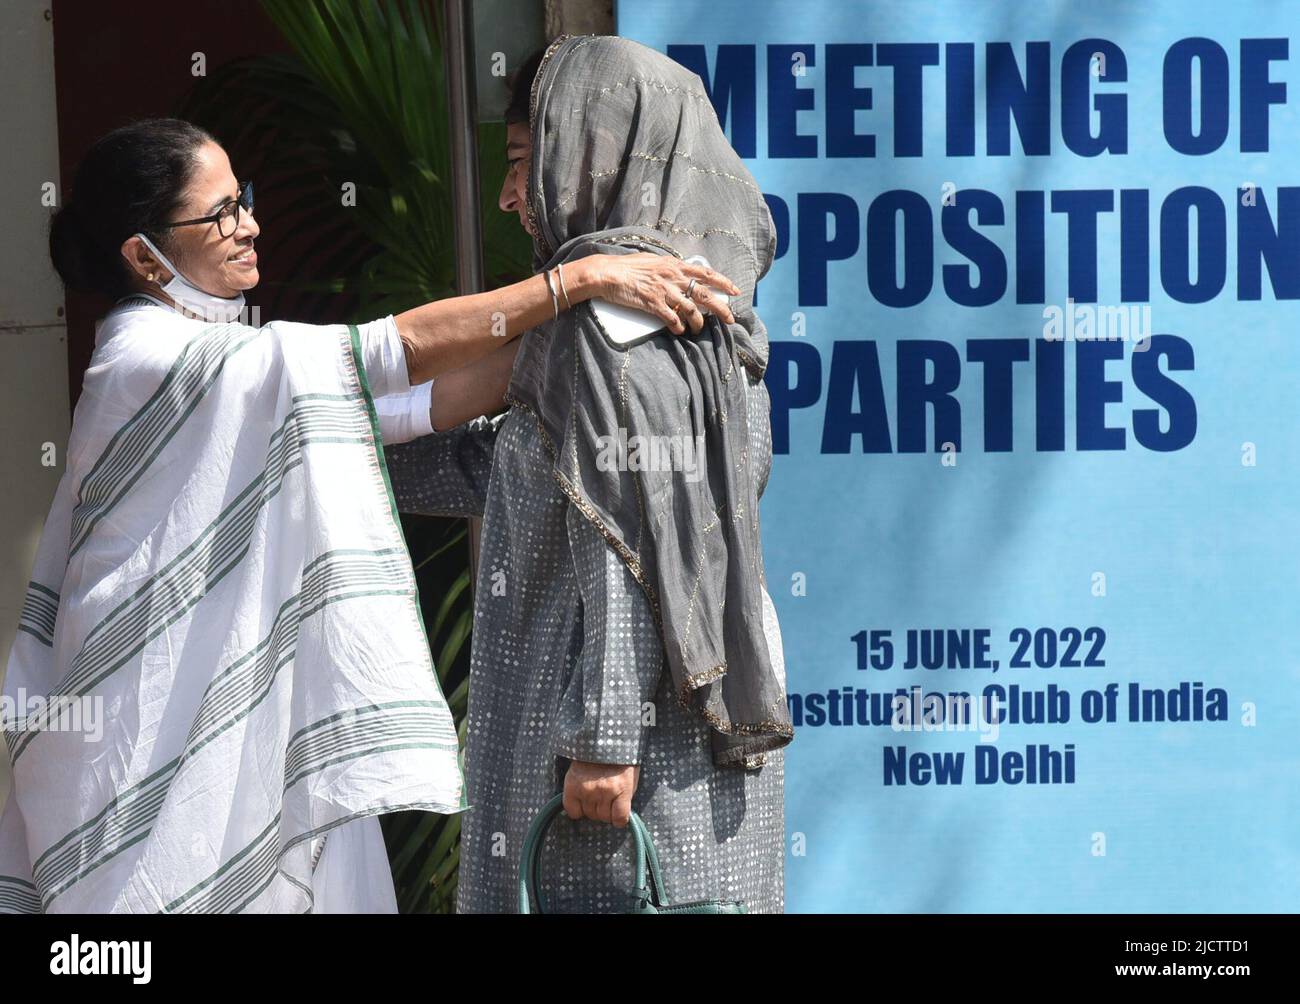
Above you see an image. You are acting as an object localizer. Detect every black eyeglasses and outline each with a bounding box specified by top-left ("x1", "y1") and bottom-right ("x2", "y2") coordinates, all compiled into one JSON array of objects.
[{"x1": 160, "y1": 181, "x2": 254, "y2": 238}]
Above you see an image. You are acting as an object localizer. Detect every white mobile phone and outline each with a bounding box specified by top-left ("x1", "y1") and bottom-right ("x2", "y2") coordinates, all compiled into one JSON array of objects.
[{"x1": 589, "y1": 254, "x2": 730, "y2": 346}]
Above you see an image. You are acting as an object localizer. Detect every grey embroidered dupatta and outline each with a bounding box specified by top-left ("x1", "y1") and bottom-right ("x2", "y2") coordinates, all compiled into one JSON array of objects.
[{"x1": 507, "y1": 34, "x2": 793, "y2": 769}]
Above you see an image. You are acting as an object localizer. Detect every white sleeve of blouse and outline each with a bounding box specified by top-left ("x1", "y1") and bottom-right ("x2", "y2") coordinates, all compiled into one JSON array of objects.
[
  {"x1": 356, "y1": 314, "x2": 435, "y2": 445},
  {"x1": 355, "y1": 314, "x2": 409, "y2": 397},
  {"x1": 374, "y1": 381, "x2": 435, "y2": 444}
]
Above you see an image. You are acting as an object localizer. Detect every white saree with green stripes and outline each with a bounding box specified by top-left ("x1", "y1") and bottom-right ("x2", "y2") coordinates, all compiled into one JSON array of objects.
[{"x1": 0, "y1": 297, "x2": 465, "y2": 913}]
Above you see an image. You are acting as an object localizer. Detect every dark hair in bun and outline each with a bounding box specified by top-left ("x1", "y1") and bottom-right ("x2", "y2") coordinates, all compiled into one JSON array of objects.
[
  {"x1": 504, "y1": 47, "x2": 545, "y2": 126},
  {"x1": 48, "y1": 118, "x2": 215, "y2": 300}
]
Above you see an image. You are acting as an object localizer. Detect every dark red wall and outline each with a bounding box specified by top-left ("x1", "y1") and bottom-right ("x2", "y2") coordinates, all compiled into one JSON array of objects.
[{"x1": 51, "y1": 0, "x2": 290, "y2": 405}]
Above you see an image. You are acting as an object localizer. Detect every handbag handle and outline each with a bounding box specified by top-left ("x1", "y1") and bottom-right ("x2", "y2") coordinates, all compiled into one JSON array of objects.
[{"x1": 518, "y1": 792, "x2": 670, "y2": 914}]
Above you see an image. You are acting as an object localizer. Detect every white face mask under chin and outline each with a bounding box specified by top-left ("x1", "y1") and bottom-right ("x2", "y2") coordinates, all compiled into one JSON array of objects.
[{"x1": 134, "y1": 232, "x2": 246, "y2": 322}]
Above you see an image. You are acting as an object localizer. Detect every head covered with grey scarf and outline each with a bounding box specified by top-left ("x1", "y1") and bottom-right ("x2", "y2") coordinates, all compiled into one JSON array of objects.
[{"x1": 507, "y1": 34, "x2": 792, "y2": 769}]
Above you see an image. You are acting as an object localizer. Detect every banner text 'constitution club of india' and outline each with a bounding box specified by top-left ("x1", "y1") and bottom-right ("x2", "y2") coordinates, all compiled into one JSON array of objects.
[{"x1": 617, "y1": 0, "x2": 1300, "y2": 911}]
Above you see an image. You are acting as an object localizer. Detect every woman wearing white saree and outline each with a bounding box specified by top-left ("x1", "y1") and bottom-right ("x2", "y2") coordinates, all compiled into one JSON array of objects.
[{"x1": 0, "y1": 118, "x2": 733, "y2": 913}]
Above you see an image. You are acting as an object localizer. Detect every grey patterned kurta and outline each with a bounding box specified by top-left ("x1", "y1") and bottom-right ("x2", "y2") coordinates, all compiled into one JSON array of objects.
[{"x1": 384, "y1": 371, "x2": 786, "y2": 914}]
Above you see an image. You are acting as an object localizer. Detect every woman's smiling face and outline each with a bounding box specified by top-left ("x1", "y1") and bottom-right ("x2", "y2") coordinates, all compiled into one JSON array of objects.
[{"x1": 132, "y1": 141, "x2": 260, "y2": 298}]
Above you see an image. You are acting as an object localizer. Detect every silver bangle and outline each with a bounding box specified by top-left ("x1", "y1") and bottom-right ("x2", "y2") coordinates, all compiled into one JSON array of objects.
[
  {"x1": 542, "y1": 267, "x2": 559, "y2": 319},
  {"x1": 556, "y1": 261, "x2": 572, "y2": 310}
]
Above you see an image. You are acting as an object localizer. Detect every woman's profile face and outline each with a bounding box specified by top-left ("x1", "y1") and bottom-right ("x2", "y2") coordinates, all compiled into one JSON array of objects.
[
  {"x1": 154, "y1": 141, "x2": 260, "y2": 297},
  {"x1": 499, "y1": 121, "x2": 533, "y2": 237}
]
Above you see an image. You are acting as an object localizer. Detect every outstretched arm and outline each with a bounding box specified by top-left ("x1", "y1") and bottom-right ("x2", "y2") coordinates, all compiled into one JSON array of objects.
[
  {"x1": 393, "y1": 254, "x2": 738, "y2": 385},
  {"x1": 428, "y1": 338, "x2": 519, "y2": 432}
]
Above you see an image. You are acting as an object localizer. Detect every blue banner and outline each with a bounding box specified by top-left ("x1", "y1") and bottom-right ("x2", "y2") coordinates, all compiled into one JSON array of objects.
[{"x1": 618, "y1": 0, "x2": 1300, "y2": 911}]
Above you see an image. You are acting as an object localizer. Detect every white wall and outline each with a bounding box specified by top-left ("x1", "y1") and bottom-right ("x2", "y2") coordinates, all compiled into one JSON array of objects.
[{"x1": 0, "y1": 2, "x2": 69, "y2": 813}]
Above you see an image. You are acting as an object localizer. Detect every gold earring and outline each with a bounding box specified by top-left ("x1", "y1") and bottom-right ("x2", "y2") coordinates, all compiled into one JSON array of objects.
[{"x1": 147, "y1": 272, "x2": 156, "y2": 282}]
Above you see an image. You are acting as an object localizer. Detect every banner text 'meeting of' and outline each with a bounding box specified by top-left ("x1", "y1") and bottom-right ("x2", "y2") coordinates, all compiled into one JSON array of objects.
[{"x1": 667, "y1": 40, "x2": 1297, "y2": 454}]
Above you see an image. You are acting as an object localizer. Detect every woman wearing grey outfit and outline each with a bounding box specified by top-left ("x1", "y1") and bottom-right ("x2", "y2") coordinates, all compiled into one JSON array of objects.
[{"x1": 385, "y1": 34, "x2": 792, "y2": 913}]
